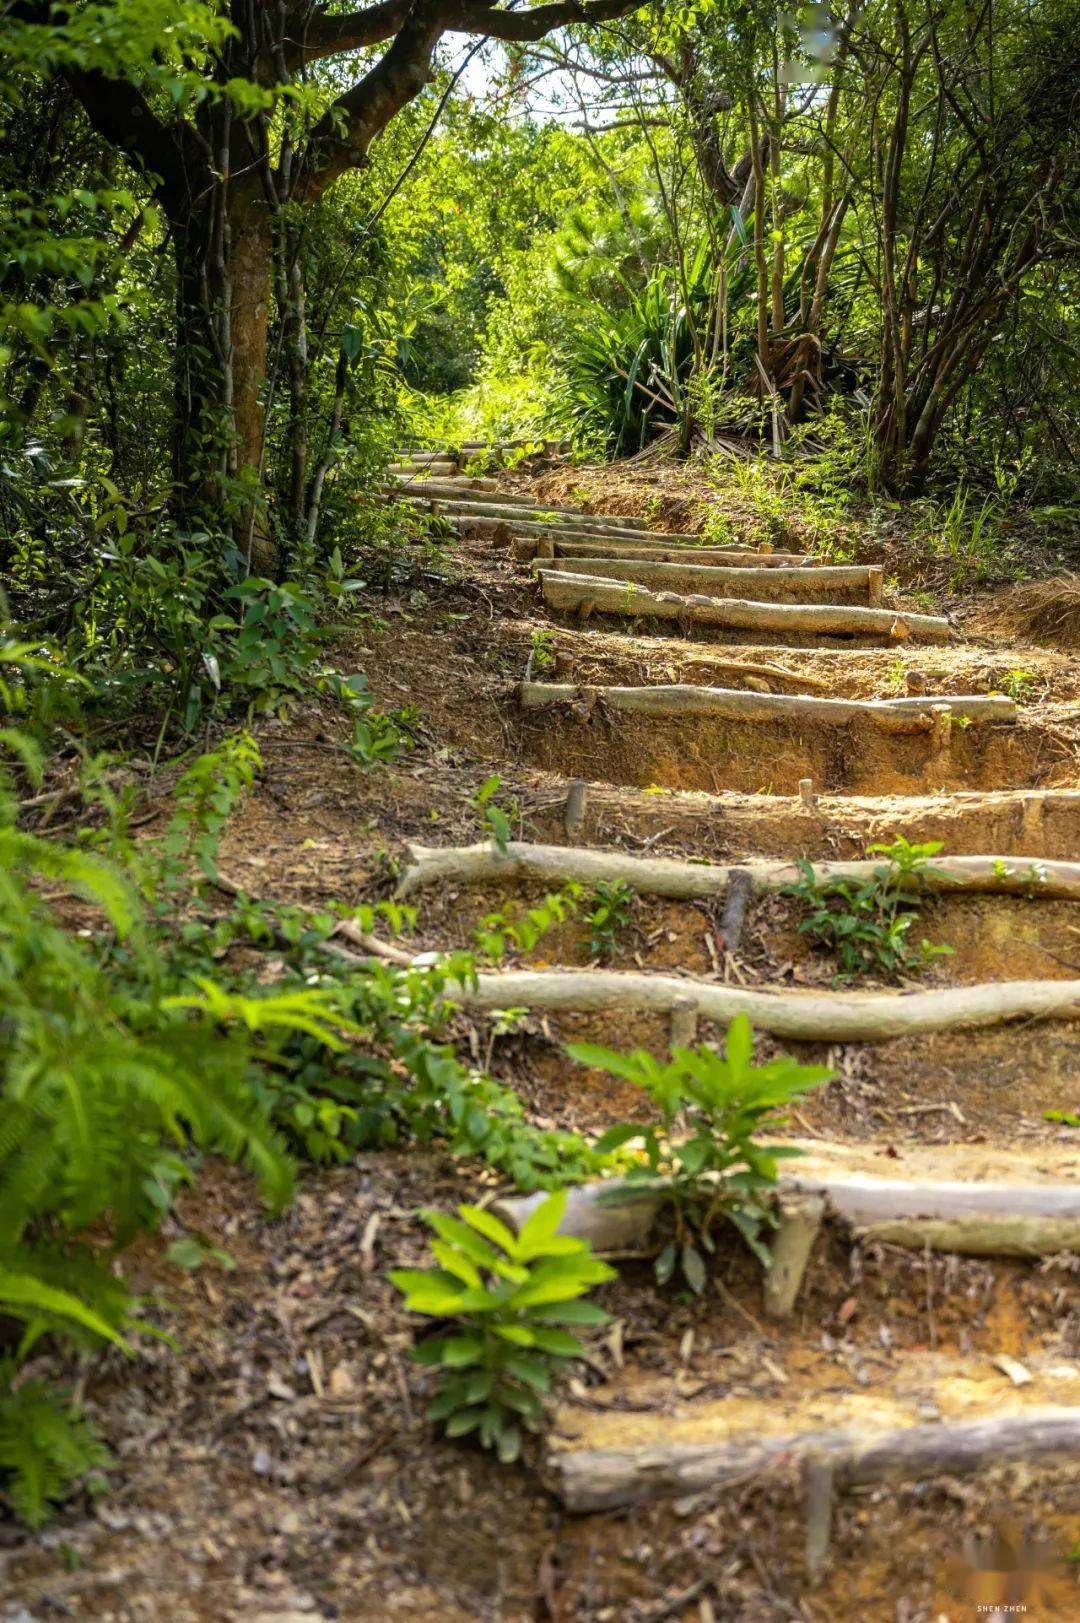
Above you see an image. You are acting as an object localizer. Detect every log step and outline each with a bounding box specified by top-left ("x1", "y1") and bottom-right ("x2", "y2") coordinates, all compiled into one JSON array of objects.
[
  {"x1": 519, "y1": 681, "x2": 1013, "y2": 731},
  {"x1": 386, "y1": 474, "x2": 500, "y2": 494},
  {"x1": 497, "y1": 1137, "x2": 1080, "y2": 1258},
  {"x1": 397, "y1": 840, "x2": 1080, "y2": 902},
  {"x1": 540, "y1": 570, "x2": 952, "y2": 643},
  {"x1": 394, "y1": 495, "x2": 654, "y2": 532},
  {"x1": 514, "y1": 535, "x2": 808, "y2": 567},
  {"x1": 546, "y1": 1382, "x2": 1080, "y2": 1512},
  {"x1": 536, "y1": 556, "x2": 881, "y2": 604},
  {"x1": 455, "y1": 966, "x2": 1080, "y2": 1041}
]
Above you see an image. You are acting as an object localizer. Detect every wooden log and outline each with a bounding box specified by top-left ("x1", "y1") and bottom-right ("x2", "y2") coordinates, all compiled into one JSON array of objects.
[
  {"x1": 763, "y1": 1195, "x2": 825, "y2": 1318},
  {"x1": 519, "y1": 682, "x2": 1014, "y2": 732},
  {"x1": 457, "y1": 967, "x2": 1080, "y2": 1041},
  {"x1": 538, "y1": 571, "x2": 952, "y2": 644},
  {"x1": 386, "y1": 475, "x2": 499, "y2": 495},
  {"x1": 718, "y1": 867, "x2": 754, "y2": 953},
  {"x1": 498, "y1": 1158, "x2": 1080, "y2": 1260},
  {"x1": 397, "y1": 842, "x2": 1080, "y2": 903},
  {"x1": 563, "y1": 780, "x2": 588, "y2": 839},
  {"x1": 512, "y1": 535, "x2": 808, "y2": 566},
  {"x1": 802, "y1": 1453, "x2": 836, "y2": 1586},
  {"x1": 399, "y1": 495, "x2": 654, "y2": 531},
  {"x1": 538, "y1": 556, "x2": 877, "y2": 604},
  {"x1": 854, "y1": 1215, "x2": 1080, "y2": 1255},
  {"x1": 550, "y1": 1409, "x2": 1080, "y2": 1513},
  {"x1": 484, "y1": 516, "x2": 735, "y2": 548},
  {"x1": 386, "y1": 479, "x2": 535, "y2": 505}
]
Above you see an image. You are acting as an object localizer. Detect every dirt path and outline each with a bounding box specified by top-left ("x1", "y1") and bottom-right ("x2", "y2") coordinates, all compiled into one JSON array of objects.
[{"x1": 4, "y1": 449, "x2": 1079, "y2": 1622}]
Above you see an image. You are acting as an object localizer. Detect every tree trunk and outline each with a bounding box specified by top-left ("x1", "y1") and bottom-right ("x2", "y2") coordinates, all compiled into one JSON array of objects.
[{"x1": 170, "y1": 182, "x2": 276, "y2": 573}]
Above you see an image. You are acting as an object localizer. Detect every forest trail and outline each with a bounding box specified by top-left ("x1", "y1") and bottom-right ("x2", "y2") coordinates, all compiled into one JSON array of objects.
[
  {"x1": 8, "y1": 449, "x2": 1080, "y2": 1623},
  {"x1": 382, "y1": 445, "x2": 1080, "y2": 1612}
]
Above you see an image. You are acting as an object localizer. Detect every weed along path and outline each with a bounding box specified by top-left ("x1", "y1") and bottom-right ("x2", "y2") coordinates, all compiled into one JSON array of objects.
[
  {"x1": 8, "y1": 449, "x2": 1080, "y2": 1623},
  {"x1": 382, "y1": 447, "x2": 1080, "y2": 1614}
]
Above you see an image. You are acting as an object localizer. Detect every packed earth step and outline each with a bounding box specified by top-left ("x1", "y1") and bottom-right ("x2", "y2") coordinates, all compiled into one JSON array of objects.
[
  {"x1": 513, "y1": 533, "x2": 809, "y2": 565},
  {"x1": 517, "y1": 680, "x2": 1060, "y2": 794}
]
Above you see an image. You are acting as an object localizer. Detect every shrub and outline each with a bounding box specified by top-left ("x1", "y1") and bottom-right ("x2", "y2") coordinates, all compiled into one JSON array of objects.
[
  {"x1": 569, "y1": 1016, "x2": 833, "y2": 1291},
  {"x1": 783, "y1": 837, "x2": 955, "y2": 982},
  {"x1": 391, "y1": 1191, "x2": 613, "y2": 1462}
]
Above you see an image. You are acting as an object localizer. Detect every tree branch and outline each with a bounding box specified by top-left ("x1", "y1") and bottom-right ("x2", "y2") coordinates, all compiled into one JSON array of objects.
[
  {"x1": 296, "y1": 0, "x2": 413, "y2": 64},
  {"x1": 447, "y1": 0, "x2": 644, "y2": 42}
]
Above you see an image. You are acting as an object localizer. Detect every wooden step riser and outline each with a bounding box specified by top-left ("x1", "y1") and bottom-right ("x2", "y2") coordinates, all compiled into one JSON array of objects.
[
  {"x1": 536, "y1": 557, "x2": 883, "y2": 607},
  {"x1": 514, "y1": 536, "x2": 808, "y2": 567},
  {"x1": 539, "y1": 572, "x2": 946, "y2": 643}
]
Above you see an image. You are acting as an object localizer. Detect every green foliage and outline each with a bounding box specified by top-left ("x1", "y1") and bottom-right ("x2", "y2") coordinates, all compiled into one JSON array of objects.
[
  {"x1": 584, "y1": 880, "x2": 633, "y2": 960},
  {"x1": 161, "y1": 729, "x2": 262, "y2": 884},
  {"x1": 469, "y1": 773, "x2": 517, "y2": 853},
  {"x1": 391, "y1": 1191, "x2": 613, "y2": 1462},
  {"x1": 474, "y1": 883, "x2": 582, "y2": 964},
  {"x1": 784, "y1": 839, "x2": 955, "y2": 982},
  {"x1": 569, "y1": 1017, "x2": 833, "y2": 1291},
  {"x1": 995, "y1": 669, "x2": 1037, "y2": 704},
  {"x1": 528, "y1": 628, "x2": 557, "y2": 674},
  {"x1": 0, "y1": 1366, "x2": 111, "y2": 1529}
]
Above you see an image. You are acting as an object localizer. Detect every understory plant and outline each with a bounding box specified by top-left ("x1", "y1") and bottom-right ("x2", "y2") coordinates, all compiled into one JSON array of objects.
[
  {"x1": 783, "y1": 838, "x2": 955, "y2": 982},
  {"x1": 569, "y1": 1016, "x2": 833, "y2": 1292},
  {"x1": 584, "y1": 879, "x2": 633, "y2": 960},
  {"x1": 474, "y1": 882, "x2": 582, "y2": 963},
  {"x1": 391, "y1": 1191, "x2": 613, "y2": 1462}
]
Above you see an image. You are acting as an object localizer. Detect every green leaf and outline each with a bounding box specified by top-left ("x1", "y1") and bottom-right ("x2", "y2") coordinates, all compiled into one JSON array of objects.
[{"x1": 681, "y1": 1244, "x2": 707, "y2": 1295}]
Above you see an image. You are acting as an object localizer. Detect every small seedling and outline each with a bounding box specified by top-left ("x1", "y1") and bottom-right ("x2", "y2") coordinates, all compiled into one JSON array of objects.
[
  {"x1": 994, "y1": 669, "x2": 1036, "y2": 703},
  {"x1": 391, "y1": 1191, "x2": 613, "y2": 1463},
  {"x1": 785, "y1": 838, "x2": 955, "y2": 982},
  {"x1": 529, "y1": 629, "x2": 557, "y2": 674},
  {"x1": 469, "y1": 774, "x2": 518, "y2": 853},
  {"x1": 474, "y1": 883, "x2": 582, "y2": 963},
  {"x1": 569, "y1": 1016, "x2": 833, "y2": 1292},
  {"x1": 584, "y1": 880, "x2": 633, "y2": 959}
]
